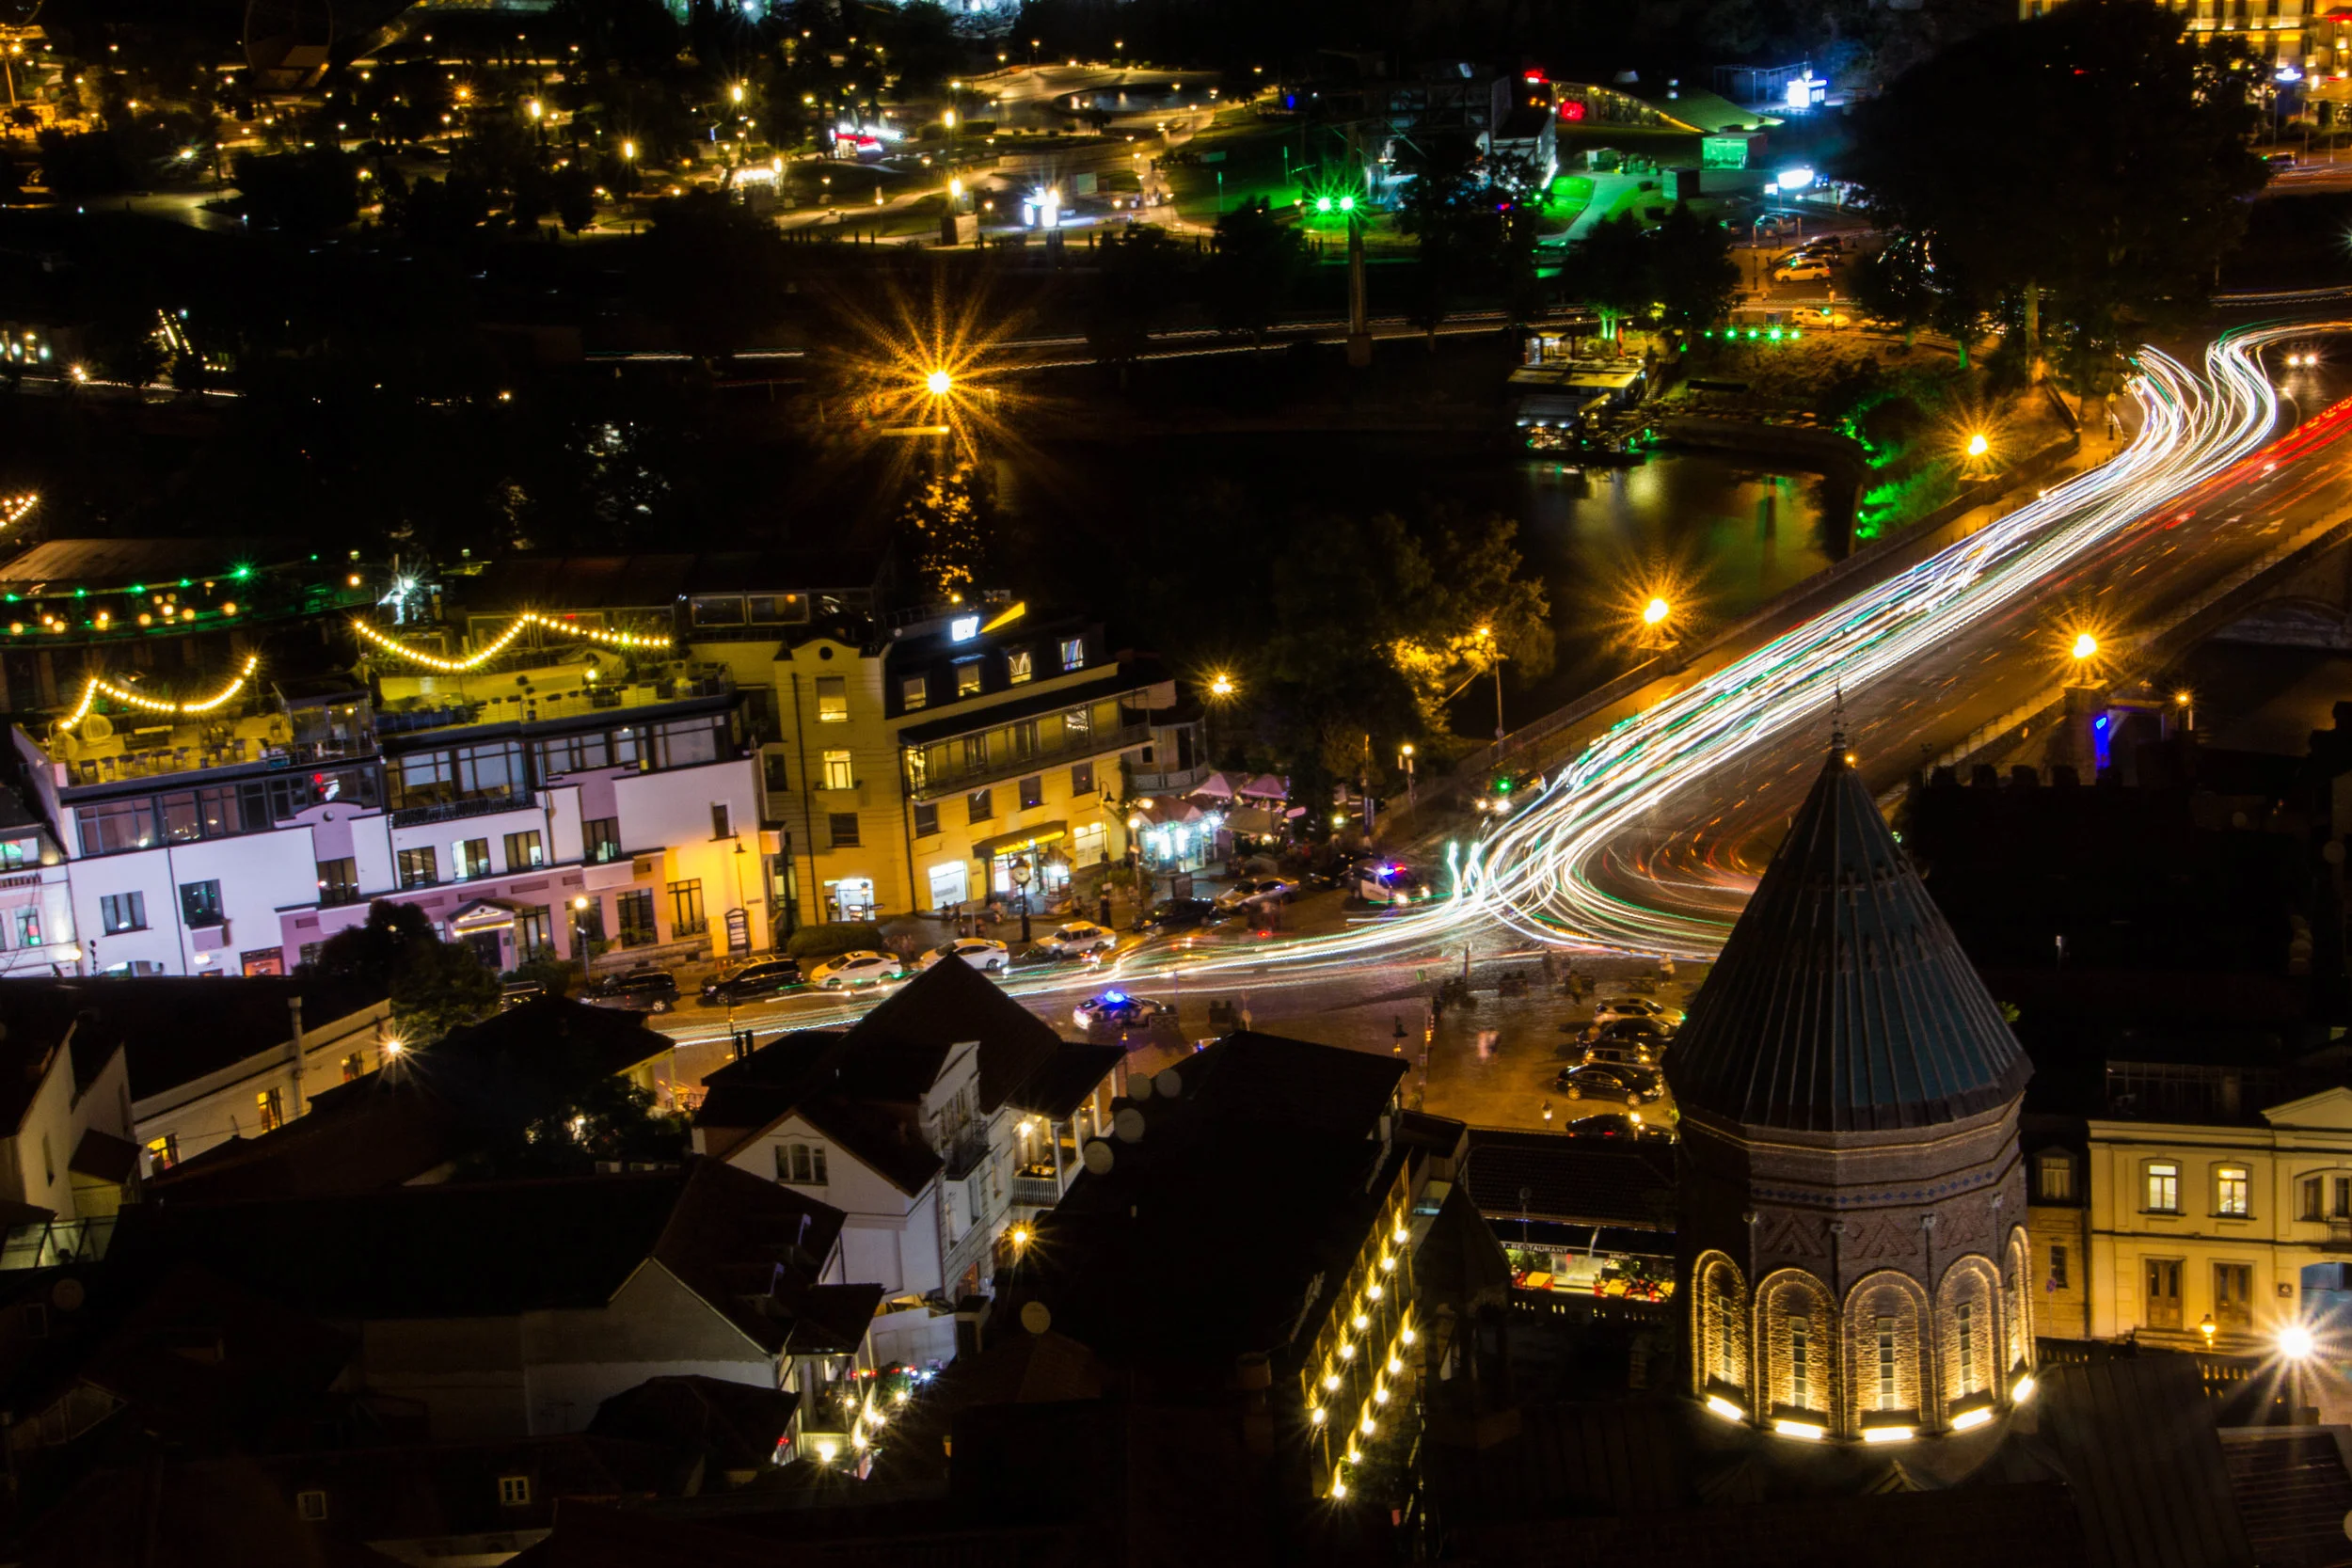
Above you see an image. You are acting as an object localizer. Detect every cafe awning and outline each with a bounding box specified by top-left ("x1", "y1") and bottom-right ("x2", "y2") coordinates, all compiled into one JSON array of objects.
[{"x1": 970, "y1": 822, "x2": 1068, "y2": 860}]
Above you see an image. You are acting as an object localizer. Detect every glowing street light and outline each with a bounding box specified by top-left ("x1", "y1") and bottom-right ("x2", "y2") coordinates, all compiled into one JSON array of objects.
[
  {"x1": 2070, "y1": 632, "x2": 2098, "y2": 661},
  {"x1": 2280, "y1": 1323, "x2": 2316, "y2": 1360},
  {"x1": 1643, "y1": 596, "x2": 1671, "y2": 626},
  {"x1": 730, "y1": 82, "x2": 745, "y2": 104},
  {"x1": 1209, "y1": 672, "x2": 1235, "y2": 698},
  {"x1": 621, "y1": 140, "x2": 636, "y2": 161},
  {"x1": 1966, "y1": 432, "x2": 1990, "y2": 458},
  {"x1": 925, "y1": 369, "x2": 953, "y2": 396}
]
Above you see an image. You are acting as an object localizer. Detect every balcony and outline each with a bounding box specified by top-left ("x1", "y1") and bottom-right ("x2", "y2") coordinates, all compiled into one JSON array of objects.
[
  {"x1": 48, "y1": 731, "x2": 377, "y2": 791},
  {"x1": 374, "y1": 664, "x2": 731, "y2": 738},
  {"x1": 1011, "y1": 1174, "x2": 1063, "y2": 1209},
  {"x1": 390, "y1": 792, "x2": 532, "y2": 830},
  {"x1": 2322, "y1": 1218, "x2": 2352, "y2": 1253},
  {"x1": 1125, "y1": 761, "x2": 1213, "y2": 796},
  {"x1": 913, "y1": 721, "x2": 1152, "y2": 800},
  {"x1": 941, "y1": 1131, "x2": 988, "y2": 1181}
]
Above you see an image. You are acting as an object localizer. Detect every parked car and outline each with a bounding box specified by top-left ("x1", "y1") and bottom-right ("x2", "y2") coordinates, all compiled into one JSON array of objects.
[
  {"x1": 1591, "y1": 1016, "x2": 1675, "y2": 1046},
  {"x1": 1214, "y1": 878, "x2": 1297, "y2": 914},
  {"x1": 917, "y1": 938, "x2": 1009, "y2": 974},
  {"x1": 1073, "y1": 990, "x2": 1172, "y2": 1031},
  {"x1": 1142, "y1": 898, "x2": 1219, "y2": 932},
  {"x1": 1593, "y1": 997, "x2": 1684, "y2": 1027},
  {"x1": 582, "y1": 970, "x2": 678, "y2": 1014},
  {"x1": 700, "y1": 957, "x2": 804, "y2": 1006},
  {"x1": 807, "y1": 951, "x2": 905, "y2": 990},
  {"x1": 498, "y1": 980, "x2": 546, "y2": 1011},
  {"x1": 1786, "y1": 305, "x2": 1851, "y2": 328},
  {"x1": 1555, "y1": 1063, "x2": 1661, "y2": 1101},
  {"x1": 1036, "y1": 921, "x2": 1119, "y2": 958},
  {"x1": 1356, "y1": 863, "x2": 1435, "y2": 907},
  {"x1": 1561, "y1": 1113, "x2": 1669, "y2": 1141},
  {"x1": 1774, "y1": 256, "x2": 1833, "y2": 283},
  {"x1": 1581, "y1": 1040, "x2": 1661, "y2": 1072}
]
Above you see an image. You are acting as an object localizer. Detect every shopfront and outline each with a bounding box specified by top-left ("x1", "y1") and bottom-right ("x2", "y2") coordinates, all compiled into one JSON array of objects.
[
  {"x1": 974, "y1": 824, "x2": 1070, "y2": 902},
  {"x1": 825, "y1": 877, "x2": 877, "y2": 922}
]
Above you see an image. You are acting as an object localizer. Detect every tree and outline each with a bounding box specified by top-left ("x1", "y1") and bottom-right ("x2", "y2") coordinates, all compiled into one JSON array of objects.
[
  {"x1": 1560, "y1": 212, "x2": 1651, "y2": 349},
  {"x1": 301, "y1": 901, "x2": 500, "y2": 1046},
  {"x1": 233, "y1": 145, "x2": 361, "y2": 233},
  {"x1": 465, "y1": 1069, "x2": 687, "y2": 1179},
  {"x1": 874, "y1": 1, "x2": 961, "y2": 97},
  {"x1": 553, "y1": 166, "x2": 598, "y2": 236},
  {"x1": 1087, "y1": 223, "x2": 1191, "y2": 374},
  {"x1": 1397, "y1": 131, "x2": 1500, "y2": 344},
  {"x1": 1841, "y1": 0, "x2": 2266, "y2": 380},
  {"x1": 1847, "y1": 232, "x2": 1938, "y2": 349},
  {"x1": 1647, "y1": 203, "x2": 1739, "y2": 337},
  {"x1": 1203, "y1": 198, "x2": 1310, "y2": 346},
  {"x1": 629, "y1": 190, "x2": 788, "y2": 358}
]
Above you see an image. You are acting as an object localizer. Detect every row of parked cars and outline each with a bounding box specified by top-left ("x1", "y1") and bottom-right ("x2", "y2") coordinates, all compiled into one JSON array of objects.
[
  {"x1": 1553, "y1": 997, "x2": 1683, "y2": 1137},
  {"x1": 557, "y1": 934, "x2": 1040, "y2": 1016}
]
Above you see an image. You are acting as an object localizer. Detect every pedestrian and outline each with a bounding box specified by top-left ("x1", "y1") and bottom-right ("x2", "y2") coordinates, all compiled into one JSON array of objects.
[{"x1": 1099, "y1": 889, "x2": 1114, "y2": 928}]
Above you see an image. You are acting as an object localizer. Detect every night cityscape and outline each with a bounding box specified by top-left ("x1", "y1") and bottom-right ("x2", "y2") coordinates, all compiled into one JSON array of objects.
[{"x1": 0, "y1": 0, "x2": 2349, "y2": 1560}]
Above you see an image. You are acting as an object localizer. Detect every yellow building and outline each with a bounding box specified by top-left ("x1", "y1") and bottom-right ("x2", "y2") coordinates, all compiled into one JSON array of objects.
[
  {"x1": 2023, "y1": 0, "x2": 2312, "y2": 71},
  {"x1": 2064, "y1": 1086, "x2": 2352, "y2": 1353}
]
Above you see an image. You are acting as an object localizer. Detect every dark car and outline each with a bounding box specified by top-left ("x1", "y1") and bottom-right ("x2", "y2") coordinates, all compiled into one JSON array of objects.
[
  {"x1": 1554, "y1": 1064, "x2": 1659, "y2": 1102},
  {"x1": 1143, "y1": 897, "x2": 1218, "y2": 932},
  {"x1": 1562, "y1": 1113, "x2": 1668, "y2": 1141},
  {"x1": 499, "y1": 980, "x2": 546, "y2": 1011},
  {"x1": 700, "y1": 957, "x2": 803, "y2": 1007},
  {"x1": 1591, "y1": 1016, "x2": 1674, "y2": 1046},
  {"x1": 583, "y1": 970, "x2": 679, "y2": 1014}
]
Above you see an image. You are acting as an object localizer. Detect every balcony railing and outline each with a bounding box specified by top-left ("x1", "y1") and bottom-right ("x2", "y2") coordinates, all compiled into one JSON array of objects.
[
  {"x1": 913, "y1": 721, "x2": 1152, "y2": 800},
  {"x1": 1010, "y1": 1174, "x2": 1063, "y2": 1209},
  {"x1": 389, "y1": 792, "x2": 532, "y2": 829},
  {"x1": 1125, "y1": 762, "x2": 1213, "y2": 796},
  {"x1": 57, "y1": 734, "x2": 377, "y2": 789},
  {"x1": 375, "y1": 668, "x2": 732, "y2": 739},
  {"x1": 942, "y1": 1131, "x2": 988, "y2": 1181}
]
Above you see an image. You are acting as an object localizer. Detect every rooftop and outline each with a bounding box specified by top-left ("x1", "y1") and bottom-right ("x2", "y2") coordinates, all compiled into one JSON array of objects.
[
  {"x1": 1668, "y1": 744, "x2": 2031, "y2": 1133},
  {"x1": 0, "y1": 976, "x2": 389, "y2": 1105}
]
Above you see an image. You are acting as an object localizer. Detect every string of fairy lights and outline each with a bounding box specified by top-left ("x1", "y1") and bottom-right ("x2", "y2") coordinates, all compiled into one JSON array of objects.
[{"x1": 53, "y1": 610, "x2": 669, "y2": 734}]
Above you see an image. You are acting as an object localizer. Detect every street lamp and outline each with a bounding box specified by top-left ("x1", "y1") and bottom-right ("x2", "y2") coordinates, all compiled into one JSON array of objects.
[
  {"x1": 1209, "y1": 672, "x2": 1235, "y2": 698},
  {"x1": 2070, "y1": 632, "x2": 2098, "y2": 662},
  {"x1": 1644, "y1": 596, "x2": 1671, "y2": 627},
  {"x1": 1399, "y1": 742, "x2": 1416, "y2": 811},
  {"x1": 1475, "y1": 625, "x2": 1504, "y2": 743},
  {"x1": 2279, "y1": 1321, "x2": 2317, "y2": 1422},
  {"x1": 1009, "y1": 854, "x2": 1034, "y2": 944},
  {"x1": 1966, "y1": 432, "x2": 1989, "y2": 458},
  {"x1": 925, "y1": 369, "x2": 952, "y2": 396}
]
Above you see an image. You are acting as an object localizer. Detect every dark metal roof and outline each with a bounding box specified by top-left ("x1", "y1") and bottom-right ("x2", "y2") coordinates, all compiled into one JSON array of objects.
[
  {"x1": 1459, "y1": 1129, "x2": 1676, "y2": 1229},
  {"x1": 1667, "y1": 745, "x2": 2030, "y2": 1133}
]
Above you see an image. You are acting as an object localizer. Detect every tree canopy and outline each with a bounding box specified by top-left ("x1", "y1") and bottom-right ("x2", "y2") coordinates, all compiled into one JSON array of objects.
[
  {"x1": 1840, "y1": 0, "x2": 2267, "y2": 378},
  {"x1": 299, "y1": 900, "x2": 500, "y2": 1046}
]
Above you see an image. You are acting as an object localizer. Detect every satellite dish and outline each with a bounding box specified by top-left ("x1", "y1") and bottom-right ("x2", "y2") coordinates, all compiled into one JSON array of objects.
[
  {"x1": 1020, "y1": 1300, "x2": 1052, "y2": 1336},
  {"x1": 1081, "y1": 1140, "x2": 1115, "y2": 1175},
  {"x1": 1129, "y1": 1073, "x2": 1153, "y2": 1101},
  {"x1": 1152, "y1": 1068, "x2": 1183, "y2": 1100},
  {"x1": 1112, "y1": 1106, "x2": 1145, "y2": 1144},
  {"x1": 49, "y1": 1277, "x2": 82, "y2": 1312},
  {"x1": 80, "y1": 713, "x2": 113, "y2": 742}
]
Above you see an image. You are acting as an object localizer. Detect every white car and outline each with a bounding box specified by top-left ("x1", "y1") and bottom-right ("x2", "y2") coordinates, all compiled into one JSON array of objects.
[
  {"x1": 1072, "y1": 990, "x2": 1173, "y2": 1031},
  {"x1": 1214, "y1": 877, "x2": 1297, "y2": 913},
  {"x1": 1774, "y1": 257, "x2": 1833, "y2": 283},
  {"x1": 1594, "y1": 997, "x2": 1685, "y2": 1027},
  {"x1": 1356, "y1": 863, "x2": 1434, "y2": 907},
  {"x1": 1036, "y1": 921, "x2": 1119, "y2": 958},
  {"x1": 919, "y1": 938, "x2": 1009, "y2": 974},
  {"x1": 807, "y1": 950, "x2": 905, "y2": 990}
]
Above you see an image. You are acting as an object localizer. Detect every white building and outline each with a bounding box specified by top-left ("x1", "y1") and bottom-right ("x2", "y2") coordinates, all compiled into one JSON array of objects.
[{"x1": 11, "y1": 653, "x2": 769, "y2": 979}]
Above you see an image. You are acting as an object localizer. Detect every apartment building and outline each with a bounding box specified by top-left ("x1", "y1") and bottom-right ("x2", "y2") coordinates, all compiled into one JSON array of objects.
[
  {"x1": 12, "y1": 646, "x2": 765, "y2": 977},
  {"x1": 2023, "y1": 0, "x2": 2312, "y2": 70},
  {"x1": 2068, "y1": 1080, "x2": 2352, "y2": 1353}
]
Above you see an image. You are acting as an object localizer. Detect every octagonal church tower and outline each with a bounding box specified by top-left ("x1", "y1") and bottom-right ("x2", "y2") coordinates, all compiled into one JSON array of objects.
[{"x1": 1668, "y1": 741, "x2": 2036, "y2": 1443}]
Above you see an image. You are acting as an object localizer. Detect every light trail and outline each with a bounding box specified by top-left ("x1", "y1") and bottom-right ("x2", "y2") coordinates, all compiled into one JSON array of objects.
[{"x1": 662, "y1": 325, "x2": 2330, "y2": 1047}]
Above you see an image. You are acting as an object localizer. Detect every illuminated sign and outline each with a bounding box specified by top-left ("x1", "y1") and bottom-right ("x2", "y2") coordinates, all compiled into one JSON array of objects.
[
  {"x1": 1558, "y1": 99, "x2": 1587, "y2": 122},
  {"x1": 950, "y1": 614, "x2": 980, "y2": 641}
]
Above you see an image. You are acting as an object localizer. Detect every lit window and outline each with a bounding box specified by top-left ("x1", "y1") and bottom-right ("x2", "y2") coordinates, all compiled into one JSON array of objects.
[
  {"x1": 497, "y1": 1476, "x2": 531, "y2": 1507},
  {"x1": 2146, "y1": 1162, "x2": 2180, "y2": 1213},
  {"x1": 901, "y1": 673, "x2": 928, "y2": 711},
  {"x1": 1875, "y1": 1315, "x2": 1898, "y2": 1409},
  {"x1": 822, "y1": 751, "x2": 853, "y2": 791},
  {"x1": 2036, "y1": 1149, "x2": 2074, "y2": 1202},
  {"x1": 816, "y1": 676, "x2": 848, "y2": 722},
  {"x1": 956, "y1": 661, "x2": 982, "y2": 697},
  {"x1": 1059, "y1": 636, "x2": 1084, "y2": 672},
  {"x1": 1789, "y1": 1315, "x2": 1809, "y2": 1406},
  {"x1": 1956, "y1": 1302, "x2": 1975, "y2": 1392},
  {"x1": 1008, "y1": 649, "x2": 1033, "y2": 685},
  {"x1": 2217, "y1": 1166, "x2": 2250, "y2": 1217}
]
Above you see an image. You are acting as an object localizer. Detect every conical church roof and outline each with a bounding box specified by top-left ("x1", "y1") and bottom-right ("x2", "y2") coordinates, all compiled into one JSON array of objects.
[{"x1": 1666, "y1": 744, "x2": 2030, "y2": 1133}]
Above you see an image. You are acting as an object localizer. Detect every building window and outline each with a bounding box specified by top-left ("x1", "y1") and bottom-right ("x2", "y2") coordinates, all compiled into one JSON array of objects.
[
  {"x1": 342, "y1": 1053, "x2": 364, "y2": 1084},
  {"x1": 1071, "y1": 761, "x2": 1096, "y2": 796},
  {"x1": 584, "y1": 818, "x2": 621, "y2": 863},
  {"x1": 901, "y1": 673, "x2": 929, "y2": 711},
  {"x1": 144, "y1": 1134, "x2": 177, "y2": 1175},
  {"x1": 1789, "y1": 1316, "x2": 1809, "y2": 1406},
  {"x1": 13, "y1": 909, "x2": 37, "y2": 948},
  {"x1": 257, "y1": 1087, "x2": 285, "y2": 1132},
  {"x1": 668, "y1": 879, "x2": 707, "y2": 938},
  {"x1": 2146, "y1": 1258, "x2": 2184, "y2": 1329},
  {"x1": 961, "y1": 735, "x2": 988, "y2": 771},
  {"x1": 296, "y1": 1491, "x2": 327, "y2": 1523},
  {"x1": 2216, "y1": 1262, "x2": 2254, "y2": 1332},
  {"x1": 2145, "y1": 1162, "x2": 2181, "y2": 1213},
  {"x1": 2036, "y1": 1150, "x2": 2074, "y2": 1202},
  {"x1": 1010, "y1": 721, "x2": 1039, "y2": 760},
  {"x1": 396, "y1": 847, "x2": 439, "y2": 890},
  {"x1": 1875, "y1": 1316, "x2": 1898, "y2": 1409},
  {"x1": 616, "y1": 889, "x2": 658, "y2": 947},
  {"x1": 453, "y1": 838, "x2": 491, "y2": 880},
  {"x1": 516, "y1": 905, "x2": 550, "y2": 957},
  {"x1": 98, "y1": 892, "x2": 147, "y2": 934},
  {"x1": 2048, "y1": 1243, "x2": 2070, "y2": 1291},
  {"x1": 709, "y1": 803, "x2": 731, "y2": 841},
  {"x1": 829, "y1": 812, "x2": 860, "y2": 848},
  {"x1": 1008, "y1": 648, "x2": 1033, "y2": 685},
  {"x1": 179, "y1": 879, "x2": 224, "y2": 929},
  {"x1": 968, "y1": 789, "x2": 993, "y2": 824},
  {"x1": 317, "y1": 858, "x2": 359, "y2": 905},
  {"x1": 77, "y1": 799, "x2": 155, "y2": 857},
  {"x1": 503, "y1": 831, "x2": 545, "y2": 870},
  {"x1": 822, "y1": 751, "x2": 854, "y2": 791},
  {"x1": 913, "y1": 801, "x2": 940, "y2": 838},
  {"x1": 2217, "y1": 1166, "x2": 2250, "y2": 1217},
  {"x1": 498, "y1": 1476, "x2": 532, "y2": 1507},
  {"x1": 1064, "y1": 705, "x2": 1091, "y2": 741},
  {"x1": 1059, "y1": 636, "x2": 1084, "y2": 672},
  {"x1": 1019, "y1": 774, "x2": 1044, "y2": 811},
  {"x1": 816, "y1": 676, "x2": 849, "y2": 722},
  {"x1": 777, "y1": 1142, "x2": 829, "y2": 1184},
  {"x1": 1956, "y1": 1302, "x2": 1975, "y2": 1392},
  {"x1": 956, "y1": 661, "x2": 982, "y2": 698},
  {"x1": 649, "y1": 718, "x2": 722, "y2": 770},
  {"x1": 2303, "y1": 1177, "x2": 2325, "y2": 1221}
]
